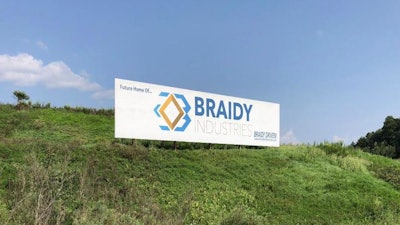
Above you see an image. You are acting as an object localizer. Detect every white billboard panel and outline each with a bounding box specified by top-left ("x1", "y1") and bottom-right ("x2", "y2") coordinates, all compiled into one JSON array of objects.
[{"x1": 115, "y1": 78, "x2": 280, "y2": 147}]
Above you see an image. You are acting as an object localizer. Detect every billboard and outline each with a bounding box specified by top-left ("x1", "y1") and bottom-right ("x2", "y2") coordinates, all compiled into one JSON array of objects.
[{"x1": 115, "y1": 78, "x2": 280, "y2": 147}]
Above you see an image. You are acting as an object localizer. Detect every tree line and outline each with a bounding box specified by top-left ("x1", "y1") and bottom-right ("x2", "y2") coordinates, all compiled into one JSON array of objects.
[{"x1": 354, "y1": 116, "x2": 400, "y2": 158}]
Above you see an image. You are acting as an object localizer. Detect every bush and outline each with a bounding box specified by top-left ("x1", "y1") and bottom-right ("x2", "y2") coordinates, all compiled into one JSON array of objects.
[
  {"x1": 318, "y1": 142, "x2": 350, "y2": 157},
  {"x1": 371, "y1": 165, "x2": 400, "y2": 190},
  {"x1": 6, "y1": 151, "x2": 72, "y2": 225},
  {"x1": 371, "y1": 143, "x2": 396, "y2": 158}
]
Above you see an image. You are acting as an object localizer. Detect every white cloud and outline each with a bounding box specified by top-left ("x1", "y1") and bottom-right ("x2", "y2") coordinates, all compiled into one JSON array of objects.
[
  {"x1": 333, "y1": 136, "x2": 345, "y2": 143},
  {"x1": 36, "y1": 40, "x2": 48, "y2": 50},
  {"x1": 0, "y1": 53, "x2": 113, "y2": 99},
  {"x1": 281, "y1": 129, "x2": 300, "y2": 145},
  {"x1": 79, "y1": 70, "x2": 91, "y2": 79}
]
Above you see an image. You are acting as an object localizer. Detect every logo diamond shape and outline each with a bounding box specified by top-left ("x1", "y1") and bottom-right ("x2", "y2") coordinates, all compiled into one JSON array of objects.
[
  {"x1": 154, "y1": 92, "x2": 191, "y2": 132},
  {"x1": 159, "y1": 94, "x2": 184, "y2": 130}
]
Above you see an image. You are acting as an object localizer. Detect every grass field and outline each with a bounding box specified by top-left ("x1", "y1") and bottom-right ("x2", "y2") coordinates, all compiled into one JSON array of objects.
[{"x1": 1, "y1": 104, "x2": 400, "y2": 225}]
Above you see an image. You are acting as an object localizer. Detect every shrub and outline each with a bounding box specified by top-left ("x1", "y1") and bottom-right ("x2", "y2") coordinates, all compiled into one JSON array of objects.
[
  {"x1": 318, "y1": 142, "x2": 350, "y2": 157},
  {"x1": 371, "y1": 143, "x2": 396, "y2": 158},
  {"x1": 371, "y1": 165, "x2": 400, "y2": 190},
  {"x1": 6, "y1": 151, "x2": 72, "y2": 225}
]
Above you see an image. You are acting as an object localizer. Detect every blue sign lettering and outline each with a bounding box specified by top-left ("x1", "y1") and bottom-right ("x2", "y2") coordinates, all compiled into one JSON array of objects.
[{"x1": 194, "y1": 97, "x2": 253, "y2": 121}]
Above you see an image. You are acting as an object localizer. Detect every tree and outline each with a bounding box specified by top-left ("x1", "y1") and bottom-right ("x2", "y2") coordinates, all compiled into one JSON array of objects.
[
  {"x1": 13, "y1": 90, "x2": 30, "y2": 110},
  {"x1": 355, "y1": 115, "x2": 400, "y2": 158},
  {"x1": 13, "y1": 90, "x2": 29, "y2": 103}
]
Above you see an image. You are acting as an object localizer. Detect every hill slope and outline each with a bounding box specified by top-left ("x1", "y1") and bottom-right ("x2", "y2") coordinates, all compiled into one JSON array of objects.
[{"x1": 1, "y1": 105, "x2": 400, "y2": 225}]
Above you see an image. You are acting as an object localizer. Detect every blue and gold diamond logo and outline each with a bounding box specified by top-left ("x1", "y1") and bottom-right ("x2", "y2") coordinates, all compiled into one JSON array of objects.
[{"x1": 154, "y1": 92, "x2": 191, "y2": 132}]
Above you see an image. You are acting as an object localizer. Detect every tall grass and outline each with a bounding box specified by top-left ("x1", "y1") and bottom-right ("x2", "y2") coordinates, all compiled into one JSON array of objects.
[{"x1": 1, "y1": 106, "x2": 400, "y2": 224}]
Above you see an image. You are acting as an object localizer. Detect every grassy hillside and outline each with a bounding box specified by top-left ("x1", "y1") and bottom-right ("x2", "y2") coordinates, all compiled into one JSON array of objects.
[{"x1": 1, "y1": 105, "x2": 400, "y2": 225}]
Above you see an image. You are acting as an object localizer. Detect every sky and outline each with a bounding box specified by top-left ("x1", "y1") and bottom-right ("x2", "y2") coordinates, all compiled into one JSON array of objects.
[{"x1": 1, "y1": 0, "x2": 400, "y2": 145}]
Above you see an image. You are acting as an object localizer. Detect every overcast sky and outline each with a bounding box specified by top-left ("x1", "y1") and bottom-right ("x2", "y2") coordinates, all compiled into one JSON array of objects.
[{"x1": 1, "y1": 1, "x2": 400, "y2": 144}]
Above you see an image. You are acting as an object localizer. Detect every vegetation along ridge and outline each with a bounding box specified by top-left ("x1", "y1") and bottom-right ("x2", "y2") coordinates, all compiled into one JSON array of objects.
[{"x1": 1, "y1": 101, "x2": 400, "y2": 224}]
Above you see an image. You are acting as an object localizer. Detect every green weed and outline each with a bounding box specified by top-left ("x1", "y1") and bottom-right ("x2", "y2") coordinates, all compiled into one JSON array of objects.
[{"x1": 1, "y1": 106, "x2": 400, "y2": 224}]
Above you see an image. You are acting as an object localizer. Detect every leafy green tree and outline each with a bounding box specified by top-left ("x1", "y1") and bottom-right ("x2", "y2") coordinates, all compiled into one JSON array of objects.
[
  {"x1": 382, "y1": 116, "x2": 400, "y2": 152},
  {"x1": 13, "y1": 90, "x2": 30, "y2": 110},
  {"x1": 13, "y1": 90, "x2": 29, "y2": 103},
  {"x1": 356, "y1": 116, "x2": 400, "y2": 158}
]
